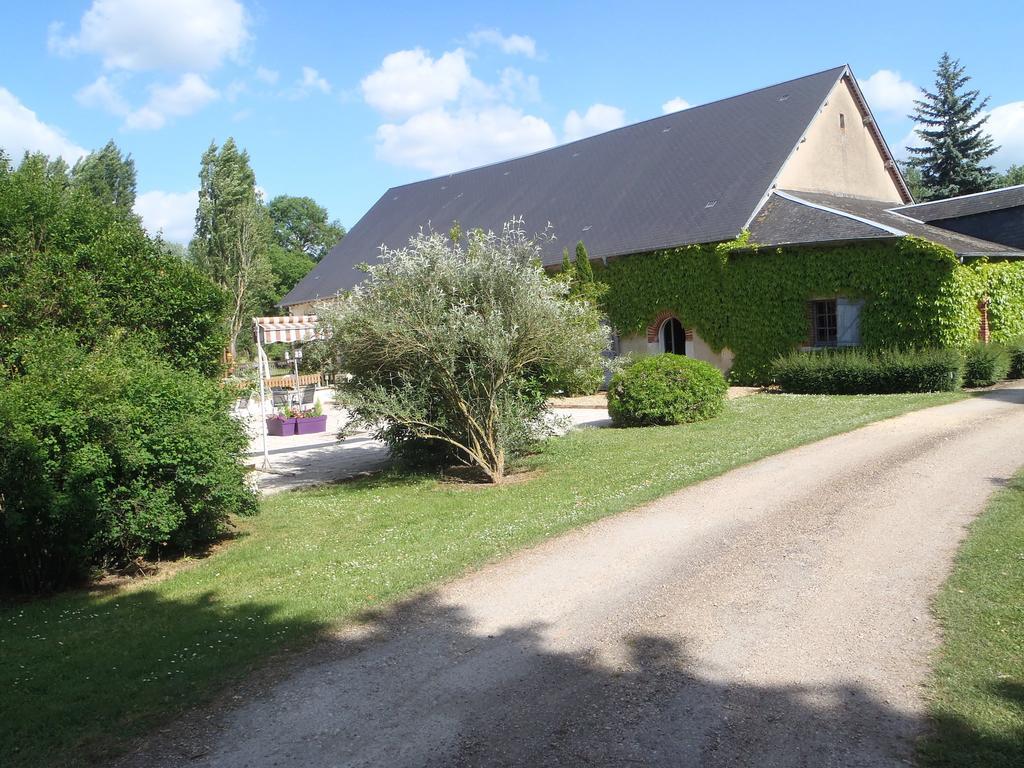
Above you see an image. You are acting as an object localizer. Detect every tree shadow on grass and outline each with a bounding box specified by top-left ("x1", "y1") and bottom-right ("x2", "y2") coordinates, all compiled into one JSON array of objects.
[
  {"x1": 1, "y1": 586, "x2": 329, "y2": 768},
  {"x1": 109, "y1": 591, "x2": 1019, "y2": 768}
]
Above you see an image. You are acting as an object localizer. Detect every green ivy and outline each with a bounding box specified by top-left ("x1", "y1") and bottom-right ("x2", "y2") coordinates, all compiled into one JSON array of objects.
[
  {"x1": 596, "y1": 236, "x2": 988, "y2": 384},
  {"x1": 973, "y1": 260, "x2": 1024, "y2": 342}
]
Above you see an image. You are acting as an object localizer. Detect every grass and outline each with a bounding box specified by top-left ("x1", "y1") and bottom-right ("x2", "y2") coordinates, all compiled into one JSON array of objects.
[
  {"x1": 919, "y1": 469, "x2": 1024, "y2": 767},
  {"x1": 1, "y1": 390, "x2": 965, "y2": 767}
]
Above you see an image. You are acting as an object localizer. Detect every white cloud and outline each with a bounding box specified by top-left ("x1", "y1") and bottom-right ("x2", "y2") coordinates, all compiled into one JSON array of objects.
[
  {"x1": 75, "y1": 74, "x2": 130, "y2": 115},
  {"x1": 255, "y1": 66, "x2": 279, "y2": 85},
  {"x1": 859, "y1": 70, "x2": 920, "y2": 115},
  {"x1": 292, "y1": 66, "x2": 331, "y2": 98},
  {"x1": 49, "y1": 0, "x2": 249, "y2": 72},
  {"x1": 563, "y1": 103, "x2": 626, "y2": 142},
  {"x1": 0, "y1": 87, "x2": 88, "y2": 164},
  {"x1": 124, "y1": 73, "x2": 219, "y2": 130},
  {"x1": 499, "y1": 67, "x2": 540, "y2": 102},
  {"x1": 361, "y1": 48, "x2": 474, "y2": 116},
  {"x1": 134, "y1": 188, "x2": 197, "y2": 244},
  {"x1": 987, "y1": 101, "x2": 1024, "y2": 169},
  {"x1": 467, "y1": 29, "x2": 537, "y2": 58},
  {"x1": 375, "y1": 106, "x2": 556, "y2": 175},
  {"x1": 662, "y1": 96, "x2": 691, "y2": 114}
]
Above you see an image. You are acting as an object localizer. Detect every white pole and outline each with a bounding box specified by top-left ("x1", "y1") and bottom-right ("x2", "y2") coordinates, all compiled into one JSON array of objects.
[{"x1": 255, "y1": 322, "x2": 271, "y2": 471}]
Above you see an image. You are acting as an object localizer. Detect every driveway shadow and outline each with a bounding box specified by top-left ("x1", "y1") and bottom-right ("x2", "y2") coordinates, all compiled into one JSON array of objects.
[{"x1": 113, "y1": 592, "x2": 1019, "y2": 768}]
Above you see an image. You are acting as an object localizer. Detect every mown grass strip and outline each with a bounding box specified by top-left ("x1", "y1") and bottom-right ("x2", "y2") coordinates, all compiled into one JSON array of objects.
[{"x1": 920, "y1": 469, "x2": 1024, "y2": 767}]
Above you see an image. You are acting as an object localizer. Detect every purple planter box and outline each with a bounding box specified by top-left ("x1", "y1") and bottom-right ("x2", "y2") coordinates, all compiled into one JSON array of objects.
[
  {"x1": 295, "y1": 414, "x2": 328, "y2": 435},
  {"x1": 266, "y1": 417, "x2": 297, "y2": 436}
]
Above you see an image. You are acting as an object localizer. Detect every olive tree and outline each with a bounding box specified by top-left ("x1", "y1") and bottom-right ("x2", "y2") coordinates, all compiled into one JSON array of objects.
[{"x1": 320, "y1": 221, "x2": 609, "y2": 482}]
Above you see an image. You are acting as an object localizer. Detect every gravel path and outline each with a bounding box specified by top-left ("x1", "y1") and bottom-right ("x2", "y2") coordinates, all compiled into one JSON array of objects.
[{"x1": 127, "y1": 385, "x2": 1024, "y2": 767}]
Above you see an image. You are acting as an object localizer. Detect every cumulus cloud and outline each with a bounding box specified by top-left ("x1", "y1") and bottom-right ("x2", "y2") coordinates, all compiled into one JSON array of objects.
[
  {"x1": 987, "y1": 101, "x2": 1024, "y2": 169},
  {"x1": 134, "y1": 188, "x2": 198, "y2": 244},
  {"x1": 859, "y1": 70, "x2": 920, "y2": 115},
  {"x1": 75, "y1": 74, "x2": 130, "y2": 115},
  {"x1": 467, "y1": 29, "x2": 538, "y2": 58},
  {"x1": 499, "y1": 67, "x2": 540, "y2": 103},
  {"x1": 563, "y1": 104, "x2": 626, "y2": 142},
  {"x1": 124, "y1": 73, "x2": 219, "y2": 130},
  {"x1": 661, "y1": 96, "x2": 691, "y2": 114},
  {"x1": 375, "y1": 106, "x2": 556, "y2": 174},
  {"x1": 290, "y1": 66, "x2": 331, "y2": 98},
  {"x1": 255, "y1": 66, "x2": 279, "y2": 85},
  {"x1": 361, "y1": 48, "x2": 475, "y2": 116},
  {"x1": 0, "y1": 87, "x2": 88, "y2": 164},
  {"x1": 49, "y1": 0, "x2": 249, "y2": 72}
]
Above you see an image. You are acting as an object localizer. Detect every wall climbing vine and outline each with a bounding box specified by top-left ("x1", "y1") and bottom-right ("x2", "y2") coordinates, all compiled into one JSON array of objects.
[
  {"x1": 596, "y1": 236, "x2": 983, "y2": 384},
  {"x1": 973, "y1": 259, "x2": 1024, "y2": 342}
]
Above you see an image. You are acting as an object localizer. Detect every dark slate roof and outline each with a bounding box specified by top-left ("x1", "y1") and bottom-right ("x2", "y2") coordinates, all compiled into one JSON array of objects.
[
  {"x1": 774, "y1": 190, "x2": 1024, "y2": 257},
  {"x1": 282, "y1": 66, "x2": 851, "y2": 305},
  {"x1": 748, "y1": 192, "x2": 896, "y2": 247},
  {"x1": 893, "y1": 185, "x2": 1024, "y2": 222}
]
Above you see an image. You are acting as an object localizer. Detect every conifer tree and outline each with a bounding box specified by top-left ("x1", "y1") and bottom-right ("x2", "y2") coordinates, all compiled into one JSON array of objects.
[{"x1": 907, "y1": 53, "x2": 998, "y2": 200}]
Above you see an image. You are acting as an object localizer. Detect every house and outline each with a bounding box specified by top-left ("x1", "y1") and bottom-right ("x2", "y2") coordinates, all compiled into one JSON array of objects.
[{"x1": 282, "y1": 65, "x2": 1024, "y2": 383}]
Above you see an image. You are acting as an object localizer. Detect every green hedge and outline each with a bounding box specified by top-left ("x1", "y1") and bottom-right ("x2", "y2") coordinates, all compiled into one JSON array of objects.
[
  {"x1": 962, "y1": 342, "x2": 1011, "y2": 387},
  {"x1": 1006, "y1": 337, "x2": 1024, "y2": 379},
  {"x1": 0, "y1": 333, "x2": 256, "y2": 593},
  {"x1": 598, "y1": 237, "x2": 978, "y2": 385},
  {"x1": 608, "y1": 353, "x2": 727, "y2": 426},
  {"x1": 772, "y1": 348, "x2": 963, "y2": 394}
]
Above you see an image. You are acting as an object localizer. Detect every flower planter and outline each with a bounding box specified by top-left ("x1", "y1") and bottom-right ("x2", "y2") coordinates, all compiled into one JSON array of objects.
[
  {"x1": 266, "y1": 417, "x2": 298, "y2": 436},
  {"x1": 295, "y1": 414, "x2": 328, "y2": 435}
]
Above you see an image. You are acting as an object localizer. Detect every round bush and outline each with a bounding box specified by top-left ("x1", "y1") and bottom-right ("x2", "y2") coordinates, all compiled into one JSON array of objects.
[
  {"x1": 608, "y1": 354, "x2": 728, "y2": 427},
  {"x1": 962, "y1": 342, "x2": 1011, "y2": 387},
  {"x1": 0, "y1": 332, "x2": 256, "y2": 593}
]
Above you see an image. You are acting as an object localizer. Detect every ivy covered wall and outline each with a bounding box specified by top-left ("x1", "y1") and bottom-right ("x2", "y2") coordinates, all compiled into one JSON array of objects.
[
  {"x1": 975, "y1": 260, "x2": 1024, "y2": 342},
  {"x1": 596, "y1": 236, "x2": 994, "y2": 384}
]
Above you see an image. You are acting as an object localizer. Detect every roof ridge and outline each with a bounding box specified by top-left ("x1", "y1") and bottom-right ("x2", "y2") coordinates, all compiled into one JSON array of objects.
[
  {"x1": 382, "y1": 65, "x2": 851, "y2": 194},
  {"x1": 894, "y1": 183, "x2": 1024, "y2": 212}
]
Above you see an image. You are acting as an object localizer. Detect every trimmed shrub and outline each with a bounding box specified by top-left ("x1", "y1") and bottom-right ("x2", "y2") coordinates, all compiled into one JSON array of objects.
[
  {"x1": 0, "y1": 333, "x2": 256, "y2": 593},
  {"x1": 772, "y1": 348, "x2": 963, "y2": 394},
  {"x1": 1003, "y1": 337, "x2": 1024, "y2": 379},
  {"x1": 962, "y1": 342, "x2": 1011, "y2": 387},
  {"x1": 608, "y1": 354, "x2": 728, "y2": 427}
]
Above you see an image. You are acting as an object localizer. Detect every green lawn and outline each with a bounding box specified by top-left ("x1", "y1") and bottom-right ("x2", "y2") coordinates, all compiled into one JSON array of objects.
[
  {"x1": 920, "y1": 469, "x2": 1024, "y2": 767},
  {"x1": 2, "y1": 391, "x2": 964, "y2": 767}
]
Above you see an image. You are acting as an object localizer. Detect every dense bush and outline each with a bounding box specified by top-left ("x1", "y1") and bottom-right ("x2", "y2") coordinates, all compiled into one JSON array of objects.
[
  {"x1": 1006, "y1": 337, "x2": 1024, "y2": 379},
  {"x1": 608, "y1": 354, "x2": 728, "y2": 427},
  {"x1": 321, "y1": 222, "x2": 609, "y2": 482},
  {"x1": 0, "y1": 334, "x2": 256, "y2": 593},
  {"x1": 772, "y1": 348, "x2": 963, "y2": 394},
  {"x1": 962, "y1": 342, "x2": 1011, "y2": 387},
  {"x1": 0, "y1": 153, "x2": 227, "y2": 377}
]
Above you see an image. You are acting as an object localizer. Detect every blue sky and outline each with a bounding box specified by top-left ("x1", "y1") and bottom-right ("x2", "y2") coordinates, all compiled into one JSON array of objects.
[{"x1": 2, "y1": 0, "x2": 1022, "y2": 243}]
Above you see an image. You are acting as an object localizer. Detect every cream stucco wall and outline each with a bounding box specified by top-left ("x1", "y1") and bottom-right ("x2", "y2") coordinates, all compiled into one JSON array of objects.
[
  {"x1": 774, "y1": 78, "x2": 903, "y2": 203},
  {"x1": 618, "y1": 330, "x2": 733, "y2": 374}
]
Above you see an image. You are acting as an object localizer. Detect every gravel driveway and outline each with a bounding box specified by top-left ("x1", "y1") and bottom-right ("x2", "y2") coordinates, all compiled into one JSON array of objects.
[{"x1": 126, "y1": 385, "x2": 1024, "y2": 767}]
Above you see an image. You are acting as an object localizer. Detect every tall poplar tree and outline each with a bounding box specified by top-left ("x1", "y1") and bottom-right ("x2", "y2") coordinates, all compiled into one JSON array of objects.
[
  {"x1": 71, "y1": 140, "x2": 136, "y2": 211},
  {"x1": 907, "y1": 53, "x2": 998, "y2": 201},
  {"x1": 190, "y1": 138, "x2": 271, "y2": 360}
]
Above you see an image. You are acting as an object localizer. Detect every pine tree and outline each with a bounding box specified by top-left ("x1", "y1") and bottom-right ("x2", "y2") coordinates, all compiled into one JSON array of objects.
[
  {"x1": 907, "y1": 53, "x2": 998, "y2": 201},
  {"x1": 560, "y1": 246, "x2": 574, "y2": 281},
  {"x1": 71, "y1": 140, "x2": 136, "y2": 211}
]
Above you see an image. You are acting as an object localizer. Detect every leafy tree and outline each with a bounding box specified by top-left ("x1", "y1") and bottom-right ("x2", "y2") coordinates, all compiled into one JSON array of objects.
[
  {"x1": 191, "y1": 138, "x2": 273, "y2": 359},
  {"x1": 71, "y1": 140, "x2": 137, "y2": 211},
  {"x1": 321, "y1": 221, "x2": 609, "y2": 482},
  {"x1": 257, "y1": 244, "x2": 316, "y2": 314},
  {"x1": 267, "y1": 194, "x2": 345, "y2": 261},
  {"x1": 897, "y1": 160, "x2": 928, "y2": 202},
  {"x1": 996, "y1": 164, "x2": 1024, "y2": 189},
  {"x1": 0, "y1": 151, "x2": 227, "y2": 376},
  {"x1": 907, "y1": 53, "x2": 999, "y2": 200}
]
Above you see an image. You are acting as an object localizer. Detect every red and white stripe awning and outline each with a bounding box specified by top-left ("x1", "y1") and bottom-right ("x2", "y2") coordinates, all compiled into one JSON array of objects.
[{"x1": 252, "y1": 315, "x2": 323, "y2": 344}]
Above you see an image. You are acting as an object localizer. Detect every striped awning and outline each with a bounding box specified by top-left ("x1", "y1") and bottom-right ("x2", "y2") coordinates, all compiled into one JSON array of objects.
[{"x1": 252, "y1": 315, "x2": 322, "y2": 344}]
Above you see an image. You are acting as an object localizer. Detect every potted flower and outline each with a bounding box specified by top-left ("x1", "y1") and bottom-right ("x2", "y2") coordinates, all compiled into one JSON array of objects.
[
  {"x1": 266, "y1": 408, "x2": 298, "y2": 436},
  {"x1": 294, "y1": 400, "x2": 328, "y2": 435}
]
